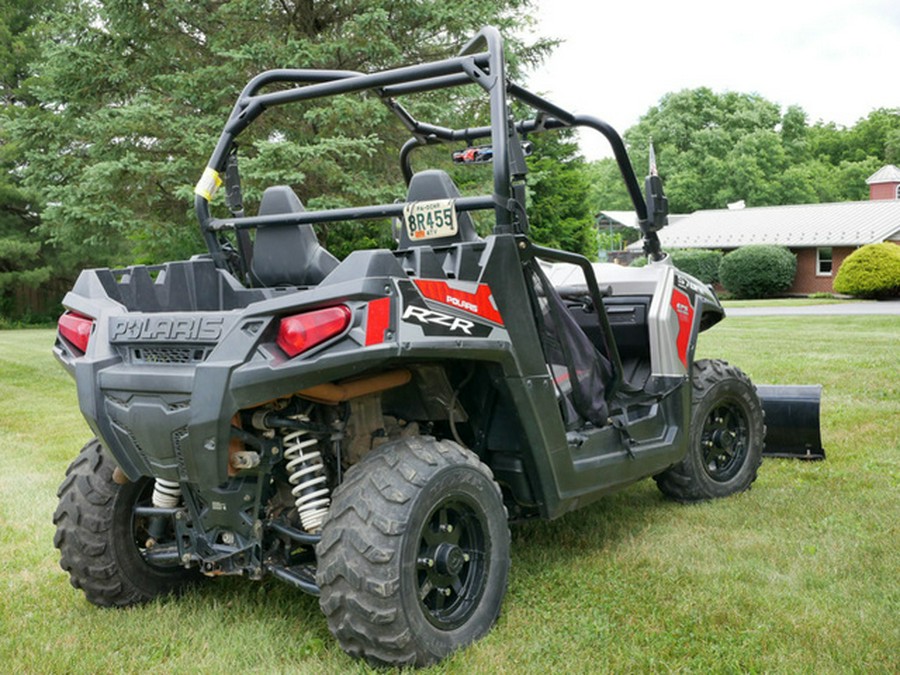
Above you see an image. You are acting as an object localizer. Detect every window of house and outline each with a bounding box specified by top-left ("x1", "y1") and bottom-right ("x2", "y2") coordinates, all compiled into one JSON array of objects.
[
  {"x1": 896, "y1": 184, "x2": 899, "y2": 199},
  {"x1": 817, "y1": 247, "x2": 833, "y2": 276}
]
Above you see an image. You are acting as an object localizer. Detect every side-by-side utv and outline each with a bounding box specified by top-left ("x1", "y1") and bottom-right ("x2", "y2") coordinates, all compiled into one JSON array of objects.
[{"x1": 53, "y1": 26, "x2": 821, "y2": 668}]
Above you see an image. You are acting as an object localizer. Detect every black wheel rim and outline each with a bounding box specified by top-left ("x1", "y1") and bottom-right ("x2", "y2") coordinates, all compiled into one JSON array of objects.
[
  {"x1": 415, "y1": 497, "x2": 489, "y2": 630},
  {"x1": 700, "y1": 399, "x2": 750, "y2": 482}
]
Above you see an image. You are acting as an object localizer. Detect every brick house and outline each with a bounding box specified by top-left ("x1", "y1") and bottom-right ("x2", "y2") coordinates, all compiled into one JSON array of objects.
[{"x1": 624, "y1": 165, "x2": 900, "y2": 294}]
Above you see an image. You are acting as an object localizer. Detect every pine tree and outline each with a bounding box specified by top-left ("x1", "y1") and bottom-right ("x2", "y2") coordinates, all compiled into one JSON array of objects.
[
  {"x1": 0, "y1": 0, "x2": 63, "y2": 320},
  {"x1": 10, "y1": 0, "x2": 551, "y2": 268}
]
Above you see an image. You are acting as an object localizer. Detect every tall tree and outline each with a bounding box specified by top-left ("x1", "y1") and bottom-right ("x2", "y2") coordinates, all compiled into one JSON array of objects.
[
  {"x1": 10, "y1": 0, "x2": 551, "y2": 267},
  {"x1": 583, "y1": 158, "x2": 634, "y2": 213},
  {"x1": 807, "y1": 107, "x2": 900, "y2": 196},
  {"x1": 623, "y1": 88, "x2": 784, "y2": 212},
  {"x1": 617, "y1": 89, "x2": 899, "y2": 213},
  {"x1": 524, "y1": 131, "x2": 597, "y2": 256},
  {"x1": 0, "y1": 0, "x2": 64, "y2": 320}
]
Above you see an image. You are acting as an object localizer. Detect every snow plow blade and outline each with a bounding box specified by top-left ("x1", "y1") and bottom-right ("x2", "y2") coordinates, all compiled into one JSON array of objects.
[{"x1": 757, "y1": 385, "x2": 825, "y2": 460}]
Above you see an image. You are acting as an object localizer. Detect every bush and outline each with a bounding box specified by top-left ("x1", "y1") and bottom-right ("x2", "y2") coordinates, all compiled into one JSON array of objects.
[
  {"x1": 719, "y1": 245, "x2": 797, "y2": 299},
  {"x1": 833, "y1": 242, "x2": 900, "y2": 299},
  {"x1": 628, "y1": 248, "x2": 723, "y2": 284},
  {"x1": 669, "y1": 249, "x2": 723, "y2": 284}
]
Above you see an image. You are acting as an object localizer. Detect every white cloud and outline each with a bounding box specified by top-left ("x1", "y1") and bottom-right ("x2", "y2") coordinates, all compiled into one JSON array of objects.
[{"x1": 523, "y1": 0, "x2": 900, "y2": 159}]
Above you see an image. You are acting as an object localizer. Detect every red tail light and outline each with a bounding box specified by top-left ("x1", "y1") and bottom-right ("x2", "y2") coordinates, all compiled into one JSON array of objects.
[
  {"x1": 58, "y1": 312, "x2": 94, "y2": 353},
  {"x1": 277, "y1": 306, "x2": 352, "y2": 357}
]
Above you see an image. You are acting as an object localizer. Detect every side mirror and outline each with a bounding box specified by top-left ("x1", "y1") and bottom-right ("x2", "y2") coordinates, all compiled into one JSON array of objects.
[{"x1": 644, "y1": 174, "x2": 668, "y2": 232}]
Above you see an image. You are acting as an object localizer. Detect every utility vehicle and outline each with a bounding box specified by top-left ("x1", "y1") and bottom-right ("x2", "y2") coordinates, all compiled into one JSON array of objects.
[{"x1": 54, "y1": 27, "x2": 791, "y2": 667}]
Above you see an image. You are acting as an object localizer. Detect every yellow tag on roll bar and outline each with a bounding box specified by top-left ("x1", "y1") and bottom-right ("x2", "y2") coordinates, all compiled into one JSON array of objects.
[{"x1": 194, "y1": 167, "x2": 222, "y2": 202}]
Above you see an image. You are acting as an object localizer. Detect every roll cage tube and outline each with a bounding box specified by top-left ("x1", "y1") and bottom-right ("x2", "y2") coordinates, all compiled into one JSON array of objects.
[
  {"x1": 194, "y1": 26, "x2": 660, "y2": 271},
  {"x1": 526, "y1": 240, "x2": 627, "y2": 398}
]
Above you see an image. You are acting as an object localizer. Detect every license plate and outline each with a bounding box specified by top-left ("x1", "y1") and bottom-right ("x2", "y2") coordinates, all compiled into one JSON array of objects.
[{"x1": 402, "y1": 199, "x2": 458, "y2": 240}]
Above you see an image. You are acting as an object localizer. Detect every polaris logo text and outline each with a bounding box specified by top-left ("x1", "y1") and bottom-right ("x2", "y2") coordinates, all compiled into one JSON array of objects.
[
  {"x1": 109, "y1": 316, "x2": 225, "y2": 343},
  {"x1": 402, "y1": 306, "x2": 475, "y2": 335},
  {"x1": 444, "y1": 295, "x2": 479, "y2": 313}
]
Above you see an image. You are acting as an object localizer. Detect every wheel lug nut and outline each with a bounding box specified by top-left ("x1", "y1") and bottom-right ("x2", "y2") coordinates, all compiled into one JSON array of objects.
[
  {"x1": 443, "y1": 587, "x2": 452, "y2": 596},
  {"x1": 418, "y1": 557, "x2": 435, "y2": 568},
  {"x1": 462, "y1": 553, "x2": 470, "y2": 563},
  {"x1": 439, "y1": 524, "x2": 453, "y2": 533}
]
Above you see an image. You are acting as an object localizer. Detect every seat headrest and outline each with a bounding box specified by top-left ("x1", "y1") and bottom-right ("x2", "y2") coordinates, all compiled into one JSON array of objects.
[
  {"x1": 258, "y1": 185, "x2": 305, "y2": 216},
  {"x1": 251, "y1": 186, "x2": 338, "y2": 287}
]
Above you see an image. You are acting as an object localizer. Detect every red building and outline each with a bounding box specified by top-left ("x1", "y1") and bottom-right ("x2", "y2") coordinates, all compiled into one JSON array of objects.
[
  {"x1": 867, "y1": 164, "x2": 900, "y2": 201},
  {"x1": 625, "y1": 166, "x2": 900, "y2": 294}
]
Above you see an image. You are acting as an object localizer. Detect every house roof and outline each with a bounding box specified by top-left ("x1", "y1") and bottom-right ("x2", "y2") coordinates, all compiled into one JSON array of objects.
[
  {"x1": 625, "y1": 199, "x2": 900, "y2": 250},
  {"x1": 866, "y1": 165, "x2": 900, "y2": 185},
  {"x1": 597, "y1": 211, "x2": 690, "y2": 228},
  {"x1": 597, "y1": 210, "x2": 639, "y2": 227}
]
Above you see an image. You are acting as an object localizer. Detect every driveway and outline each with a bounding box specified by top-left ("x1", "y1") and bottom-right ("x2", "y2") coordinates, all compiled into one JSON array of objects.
[{"x1": 725, "y1": 301, "x2": 900, "y2": 317}]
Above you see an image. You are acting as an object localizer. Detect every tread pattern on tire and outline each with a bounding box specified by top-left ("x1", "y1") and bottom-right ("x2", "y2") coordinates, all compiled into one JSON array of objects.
[
  {"x1": 654, "y1": 359, "x2": 765, "y2": 502},
  {"x1": 316, "y1": 436, "x2": 509, "y2": 667},
  {"x1": 53, "y1": 439, "x2": 192, "y2": 607}
]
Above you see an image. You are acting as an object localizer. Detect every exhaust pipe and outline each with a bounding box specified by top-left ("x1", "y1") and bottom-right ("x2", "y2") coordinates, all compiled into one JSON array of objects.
[{"x1": 756, "y1": 385, "x2": 825, "y2": 460}]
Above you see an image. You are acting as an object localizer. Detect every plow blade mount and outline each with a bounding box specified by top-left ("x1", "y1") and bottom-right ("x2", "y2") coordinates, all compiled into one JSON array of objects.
[{"x1": 756, "y1": 385, "x2": 825, "y2": 460}]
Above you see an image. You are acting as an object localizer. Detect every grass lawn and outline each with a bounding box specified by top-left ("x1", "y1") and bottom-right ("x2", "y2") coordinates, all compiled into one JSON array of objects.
[{"x1": 1, "y1": 318, "x2": 897, "y2": 672}]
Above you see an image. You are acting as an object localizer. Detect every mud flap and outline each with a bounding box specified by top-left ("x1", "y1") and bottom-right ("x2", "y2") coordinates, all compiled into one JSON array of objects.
[{"x1": 757, "y1": 385, "x2": 825, "y2": 460}]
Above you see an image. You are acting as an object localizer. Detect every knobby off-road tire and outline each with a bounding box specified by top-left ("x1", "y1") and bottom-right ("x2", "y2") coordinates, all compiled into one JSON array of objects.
[
  {"x1": 53, "y1": 438, "x2": 196, "y2": 607},
  {"x1": 316, "y1": 437, "x2": 510, "y2": 668},
  {"x1": 655, "y1": 359, "x2": 765, "y2": 501}
]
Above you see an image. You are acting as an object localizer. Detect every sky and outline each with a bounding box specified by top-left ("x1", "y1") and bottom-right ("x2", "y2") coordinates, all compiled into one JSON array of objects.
[{"x1": 522, "y1": 0, "x2": 900, "y2": 160}]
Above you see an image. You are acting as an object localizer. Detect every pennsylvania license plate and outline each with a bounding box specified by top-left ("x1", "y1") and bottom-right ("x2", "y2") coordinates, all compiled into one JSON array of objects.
[{"x1": 402, "y1": 199, "x2": 458, "y2": 240}]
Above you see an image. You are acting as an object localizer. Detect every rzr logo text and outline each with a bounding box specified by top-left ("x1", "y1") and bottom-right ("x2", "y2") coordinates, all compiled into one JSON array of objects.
[{"x1": 402, "y1": 306, "x2": 475, "y2": 335}]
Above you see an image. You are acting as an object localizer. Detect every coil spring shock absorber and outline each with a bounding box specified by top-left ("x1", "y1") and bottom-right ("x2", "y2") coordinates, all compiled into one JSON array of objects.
[
  {"x1": 282, "y1": 415, "x2": 331, "y2": 533},
  {"x1": 152, "y1": 478, "x2": 181, "y2": 508}
]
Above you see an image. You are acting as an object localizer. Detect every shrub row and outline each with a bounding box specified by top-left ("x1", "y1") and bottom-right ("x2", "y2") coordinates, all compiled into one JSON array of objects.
[
  {"x1": 630, "y1": 245, "x2": 794, "y2": 297},
  {"x1": 629, "y1": 248, "x2": 723, "y2": 284},
  {"x1": 669, "y1": 249, "x2": 724, "y2": 284},
  {"x1": 630, "y1": 242, "x2": 900, "y2": 299}
]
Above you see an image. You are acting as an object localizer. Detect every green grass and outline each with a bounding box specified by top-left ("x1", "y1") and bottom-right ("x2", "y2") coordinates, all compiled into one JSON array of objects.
[{"x1": 1, "y1": 320, "x2": 897, "y2": 672}]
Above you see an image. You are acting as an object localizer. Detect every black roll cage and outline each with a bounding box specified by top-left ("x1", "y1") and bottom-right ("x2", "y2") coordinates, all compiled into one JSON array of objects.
[{"x1": 194, "y1": 26, "x2": 662, "y2": 272}]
